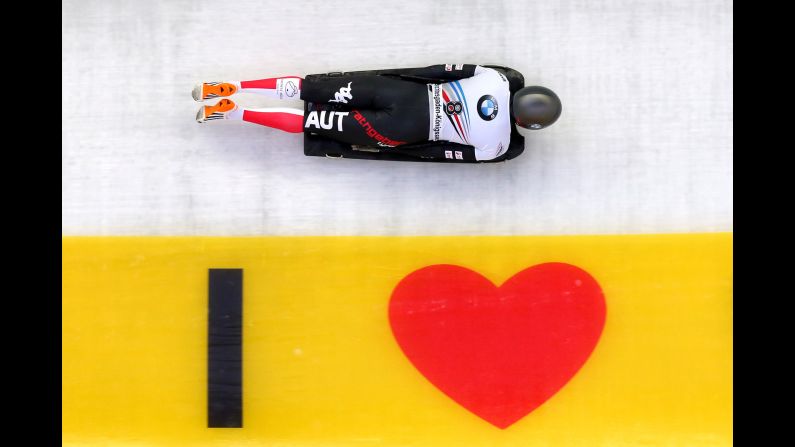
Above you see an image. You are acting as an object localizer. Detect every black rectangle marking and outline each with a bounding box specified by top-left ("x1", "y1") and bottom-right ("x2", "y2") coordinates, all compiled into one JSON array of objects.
[{"x1": 208, "y1": 268, "x2": 243, "y2": 428}]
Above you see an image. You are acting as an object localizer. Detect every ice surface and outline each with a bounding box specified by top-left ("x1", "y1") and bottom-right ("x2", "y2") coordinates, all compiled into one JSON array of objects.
[{"x1": 62, "y1": 0, "x2": 732, "y2": 235}]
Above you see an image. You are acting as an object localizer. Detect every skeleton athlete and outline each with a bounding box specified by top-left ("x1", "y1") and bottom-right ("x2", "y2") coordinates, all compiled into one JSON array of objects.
[{"x1": 194, "y1": 64, "x2": 561, "y2": 162}]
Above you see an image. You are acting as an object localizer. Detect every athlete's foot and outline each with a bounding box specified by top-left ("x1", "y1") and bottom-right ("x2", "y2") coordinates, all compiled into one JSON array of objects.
[
  {"x1": 196, "y1": 99, "x2": 238, "y2": 123},
  {"x1": 192, "y1": 82, "x2": 238, "y2": 101}
]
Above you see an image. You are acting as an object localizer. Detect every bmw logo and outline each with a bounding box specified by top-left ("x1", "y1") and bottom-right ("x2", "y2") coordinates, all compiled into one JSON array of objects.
[{"x1": 477, "y1": 95, "x2": 498, "y2": 120}]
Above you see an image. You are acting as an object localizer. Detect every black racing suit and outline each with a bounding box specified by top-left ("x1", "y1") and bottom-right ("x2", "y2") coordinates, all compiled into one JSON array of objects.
[{"x1": 300, "y1": 64, "x2": 521, "y2": 162}]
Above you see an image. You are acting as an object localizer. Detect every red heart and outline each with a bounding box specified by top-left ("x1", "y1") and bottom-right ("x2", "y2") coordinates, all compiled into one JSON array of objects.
[{"x1": 389, "y1": 263, "x2": 605, "y2": 429}]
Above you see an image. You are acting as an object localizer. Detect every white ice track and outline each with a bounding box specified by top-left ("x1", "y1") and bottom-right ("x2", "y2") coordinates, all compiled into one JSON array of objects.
[{"x1": 62, "y1": 0, "x2": 732, "y2": 236}]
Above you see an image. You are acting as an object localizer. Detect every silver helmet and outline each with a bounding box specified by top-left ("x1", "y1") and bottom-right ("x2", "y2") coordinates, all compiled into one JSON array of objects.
[{"x1": 512, "y1": 86, "x2": 562, "y2": 130}]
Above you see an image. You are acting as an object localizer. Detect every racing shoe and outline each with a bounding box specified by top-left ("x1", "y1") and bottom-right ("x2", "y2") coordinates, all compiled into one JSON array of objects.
[
  {"x1": 196, "y1": 99, "x2": 238, "y2": 123},
  {"x1": 192, "y1": 82, "x2": 238, "y2": 101}
]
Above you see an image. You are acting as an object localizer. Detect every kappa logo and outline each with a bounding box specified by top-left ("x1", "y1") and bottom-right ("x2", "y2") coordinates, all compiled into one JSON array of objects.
[
  {"x1": 304, "y1": 110, "x2": 349, "y2": 131},
  {"x1": 329, "y1": 82, "x2": 353, "y2": 104}
]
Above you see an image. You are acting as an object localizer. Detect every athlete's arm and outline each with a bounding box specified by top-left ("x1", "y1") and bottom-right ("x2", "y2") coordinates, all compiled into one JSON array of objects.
[
  {"x1": 390, "y1": 141, "x2": 478, "y2": 162},
  {"x1": 381, "y1": 64, "x2": 479, "y2": 81}
]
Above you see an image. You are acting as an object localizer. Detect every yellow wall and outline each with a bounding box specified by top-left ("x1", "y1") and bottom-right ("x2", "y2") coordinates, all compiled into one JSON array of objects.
[{"x1": 63, "y1": 234, "x2": 732, "y2": 446}]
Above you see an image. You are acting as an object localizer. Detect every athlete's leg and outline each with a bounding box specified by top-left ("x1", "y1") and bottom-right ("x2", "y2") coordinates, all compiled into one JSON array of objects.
[
  {"x1": 194, "y1": 73, "x2": 404, "y2": 106},
  {"x1": 196, "y1": 99, "x2": 303, "y2": 133},
  {"x1": 194, "y1": 75, "x2": 427, "y2": 143},
  {"x1": 299, "y1": 75, "x2": 412, "y2": 108},
  {"x1": 302, "y1": 75, "x2": 430, "y2": 147},
  {"x1": 192, "y1": 76, "x2": 303, "y2": 101},
  {"x1": 303, "y1": 108, "x2": 414, "y2": 147}
]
